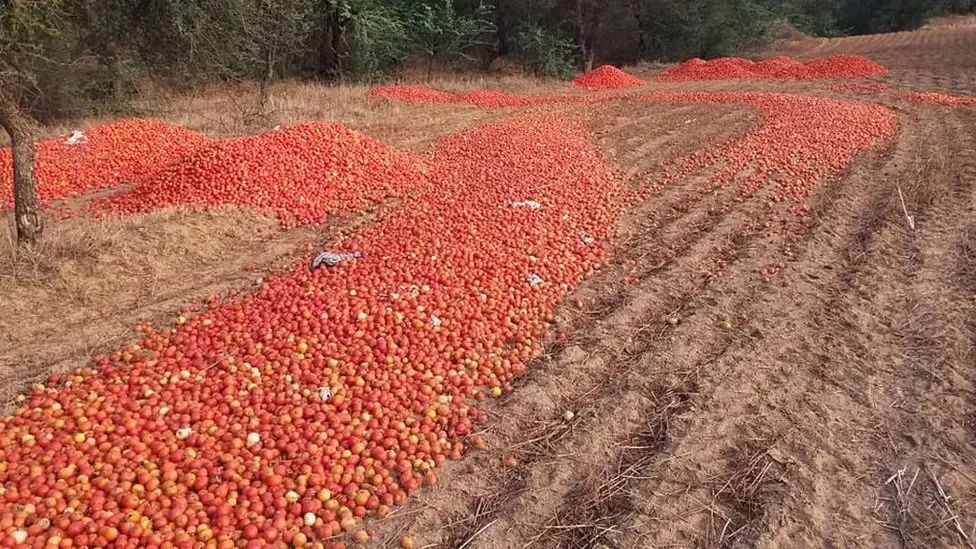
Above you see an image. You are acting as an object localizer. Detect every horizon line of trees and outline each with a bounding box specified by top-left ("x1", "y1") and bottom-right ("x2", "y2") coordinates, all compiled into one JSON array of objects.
[{"x1": 2, "y1": 0, "x2": 974, "y2": 244}]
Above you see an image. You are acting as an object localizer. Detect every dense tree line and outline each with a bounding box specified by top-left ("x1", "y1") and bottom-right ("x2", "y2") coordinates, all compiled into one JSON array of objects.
[
  {"x1": 4, "y1": 1, "x2": 974, "y2": 115},
  {"x1": 1, "y1": 0, "x2": 973, "y2": 243}
]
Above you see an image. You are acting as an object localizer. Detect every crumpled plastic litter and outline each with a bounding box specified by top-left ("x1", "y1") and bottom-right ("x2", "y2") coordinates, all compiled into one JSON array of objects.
[
  {"x1": 311, "y1": 250, "x2": 361, "y2": 269},
  {"x1": 65, "y1": 130, "x2": 88, "y2": 145},
  {"x1": 509, "y1": 200, "x2": 542, "y2": 210},
  {"x1": 318, "y1": 386, "x2": 333, "y2": 401},
  {"x1": 429, "y1": 315, "x2": 442, "y2": 327},
  {"x1": 525, "y1": 273, "x2": 544, "y2": 286},
  {"x1": 579, "y1": 231, "x2": 595, "y2": 246}
]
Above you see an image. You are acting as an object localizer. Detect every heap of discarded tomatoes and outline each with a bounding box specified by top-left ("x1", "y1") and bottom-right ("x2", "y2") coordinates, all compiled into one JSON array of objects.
[
  {"x1": 371, "y1": 83, "x2": 898, "y2": 225},
  {"x1": 1, "y1": 72, "x2": 902, "y2": 548},
  {"x1": 636, "y1": 92, "x2": 897, "y2": 254},
  {"x1": 640, "y1": 92, "x2": 897, "y2": 202},
  {"x1": 1, "y1": 119, "x2": 209, "y2": 207},
  {"x1": 659, "y1": 54, "x2": 888, "y2": 81},
  {"x1": 571, "y1": 65, "x2": 644, "y2": 89},
  {"x1": 0, "y1": 116, "x2": 623, "y2": 548},
  {"x1": 369, "y1": 86, "x2": 600, "y2": 109},
  {"x1": 905, "y1": 91, "x2": 976, "y2": 107},
  {"x1": 92, "y1": 122, "x2": 428, "y2": 228},
  {"x1": 367, "y1": 85, "x2": 462, "y2": 105}
]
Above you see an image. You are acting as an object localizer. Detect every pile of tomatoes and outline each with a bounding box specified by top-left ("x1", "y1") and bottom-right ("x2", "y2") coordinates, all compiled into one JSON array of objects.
[
  {"x1": 637, "y1": 91, "x2": 897, "y2": 252},
  {"x1": 905, "y1": 91, "x2": 976, "y2": 107},
  {"x1": 572, "y1": 65, "x2": 644, "y2": 90},
  {"x1": 368, "y1": 86, "x2": 593, "y2": 109},
  {"x1": 658, "y1": 54, "x2": 888, "y2": 81},
  {"x1": 372, "y1": 83, "x2": 897, "y2": 227},
  {"x1": 91, "y1": 122, "x2": 429, "y2": 228},
  {"x1": 640, "y1": 92, "x2": 897, "y2": 202},
  {"x1": 366, "y1": 86, "x2": 462, "y2": 105},
  {"x1": 1, "y1": 74, "x2": 903, "y2": 548},
  {"x1": 1, "y1": 119, "x2": 209, "y2": 207},
  {"x1": 1, "y1": 115, "x2": 623, "y2": 548}
]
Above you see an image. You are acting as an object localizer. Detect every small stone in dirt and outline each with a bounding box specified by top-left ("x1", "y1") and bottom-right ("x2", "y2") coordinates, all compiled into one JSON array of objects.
[
  {"x1": 504, "y1": 455, "x2": 519, "y2": 468},
  {"x1": 563, "y1": 410, "x2": 575, "y2": 422},
  {"x1": 720, "y1": 320, "x2": 733, "y2": 330},
  {"x1": 666, "y1": 317, "x2": 679, "y2": 326}
]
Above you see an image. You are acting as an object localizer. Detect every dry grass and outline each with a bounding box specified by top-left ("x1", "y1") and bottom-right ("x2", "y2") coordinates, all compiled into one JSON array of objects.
[
  {"x1": 15, "y1": 73, "x2": 566, "y2": 150},
  {"x1": 0, "y1": 72, "x2": 567, "y2": 406},
  {"x1": 0, "y1": 204, "x2": 370, "y2": 410},
  {"x1": 699, "y1": 444, "x2": 785, "y2": 548},
  {"x1": 923, "y1": 14, "x2": 976, "y2": 30}
]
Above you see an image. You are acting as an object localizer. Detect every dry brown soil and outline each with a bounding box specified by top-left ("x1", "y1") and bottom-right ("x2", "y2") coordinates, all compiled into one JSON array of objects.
[{"x1": 2, "y1": 23, "x2": 976, "y2": 549}]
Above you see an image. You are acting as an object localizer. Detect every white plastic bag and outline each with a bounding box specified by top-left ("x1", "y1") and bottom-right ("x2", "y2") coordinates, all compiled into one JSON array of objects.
[{"x1": 65, "y1": 130, "x2": 88, "y2": 145}]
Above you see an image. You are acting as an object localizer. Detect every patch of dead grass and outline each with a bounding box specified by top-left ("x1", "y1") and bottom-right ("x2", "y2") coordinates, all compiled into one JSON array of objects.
[
  {"x1": 0, "y1": 72, "x2": 564, "y2": 404},
  {"x1": 0, "y1": 205, "x2": 360, "y2": 410},
  {"x1": 7, "y1": 74, "x2": 567, "y2": 150}
]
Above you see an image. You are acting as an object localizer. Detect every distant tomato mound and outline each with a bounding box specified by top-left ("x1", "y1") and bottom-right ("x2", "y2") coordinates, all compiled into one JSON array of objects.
[
  {"x1": 368, "y1": 85, "x2": 608, "y2": 109},
  {"x1": 905, "y1": 91, "x2": 976, "y2": 107},
  {"x1": 93, "y1": 122, "x2": 429, "y2": 227},
  {"x1": 573, "y1": 65, "x2": 644, "y2": 89},
  {"x1": 659, "y1": 54, "x2": 887, "y2": 81},
  {"x1": 1, "y1": 119, "x2": 209, "y2": 207},
  {"x1": 368, "y1": 85, "x2": 461, "y2": 104},
  {"x1": 457, "y1": 90, "x2": 551, "y2": 108}
]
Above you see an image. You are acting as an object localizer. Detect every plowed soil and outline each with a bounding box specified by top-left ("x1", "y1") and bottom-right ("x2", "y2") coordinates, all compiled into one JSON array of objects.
[
  {"x1": 3, "y1": 22, "x2": 976, "y2": 549},
  {"x1": 361, "y1": 28, "x2": 976, "y2": 549}
]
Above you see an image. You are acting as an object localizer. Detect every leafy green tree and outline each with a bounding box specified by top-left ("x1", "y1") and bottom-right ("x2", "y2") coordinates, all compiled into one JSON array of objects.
[
  {"x1": 513, "y1": 24, "x2": 576, "y2": 77},
  {"x1": 409, "y1": 0, "x2": 495, "y2": 81},
  {"x1": 342, "y1": 0, "x2": 413, "y2": 79},
  {"x1": 1, "y1": 0, "x2": 90, "y2": 244}
]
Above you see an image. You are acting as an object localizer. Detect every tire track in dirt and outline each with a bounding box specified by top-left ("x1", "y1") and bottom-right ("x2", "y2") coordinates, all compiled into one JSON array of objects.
[
  {"x1": 868, "y1": 107, "x2": 976, "y2": 549},
  {"x1": 591, "y1": 101, "x2": 756, "y2": 179},
  {"x1": 365, "y1": 102, "x2": 767, "y2": 548},
  {"x1": 508, "y1": 108, "x2": 904, "y2": 548},
  {"x1": 593, "y1": 105, "x2": 976, "y2": 548},
  {"x1": 0, "y1": 206, "x2": 387, "y2": 410},
  {"x1": 607, "y1": 119, "x2": 910, "y2": 548},
  {"x1": 457, "y1": 203, "x2": 780, "y2": 549},
  {"x1": 375, "y1": 97, "x2": 872, "y2": 547}
]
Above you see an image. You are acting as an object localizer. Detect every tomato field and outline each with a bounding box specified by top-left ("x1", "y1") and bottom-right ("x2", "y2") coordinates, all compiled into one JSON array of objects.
[{"x1": 3, "y1": 22, "x2": 976, "y2": 549}]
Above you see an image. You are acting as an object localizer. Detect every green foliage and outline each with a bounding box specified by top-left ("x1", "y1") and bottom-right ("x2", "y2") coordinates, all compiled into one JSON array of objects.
[
  {"x1": 0, "y1": 1, "x2": 133, "y2": 120},
  {"x1": 2, "y1": 0, "x2": 974, "y2": 122},
  {"x1": 139, "y1": 0, "x2": 317, "y2": 82},
  {"x1": 513, "y1": 24, "x2": 576, "y2": 77},
  {"x1": 409, "y1": 0, "x2": 495, "y2": 77},
  {"x1": 343, "y1": 0, "x2": 412, "y2": 78}
]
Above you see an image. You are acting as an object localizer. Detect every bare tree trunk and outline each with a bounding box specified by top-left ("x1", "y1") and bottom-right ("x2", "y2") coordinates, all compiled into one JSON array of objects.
[
  {"x1": 494, "y1": 0, "x2": 508, "y2": 58},
  {"x1": 259, "y1": 48, "x2": 274, "y2": 109},
  {"x1": 330, "y1": 12, "x2": 344, "y2": 82},
  {"x1": 574, "y1": 0, "x2": 600, "y2": 71},
  {"x1": 630, "y1": 1, "x2": 647, "y2": 56},
  {"x1": 0, "y1": 92, "x2": 42, "y2": 245},
  {"x1": 575, "y1": 0, "x2": 589, "y2": 70}
]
